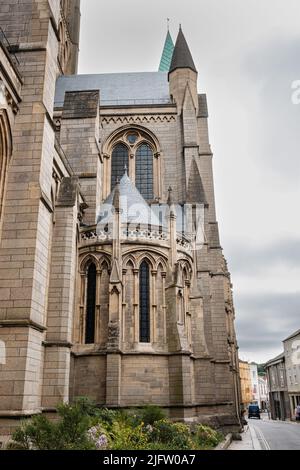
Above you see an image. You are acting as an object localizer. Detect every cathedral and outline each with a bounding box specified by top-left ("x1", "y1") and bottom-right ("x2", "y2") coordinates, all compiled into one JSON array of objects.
[{"x1": 0, "y1": 1, "x2": 241, "y2": 439}]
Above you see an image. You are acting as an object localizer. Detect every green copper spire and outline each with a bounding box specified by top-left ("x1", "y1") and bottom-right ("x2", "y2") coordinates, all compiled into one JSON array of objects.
[{"x1": 159, "y1": 30, "x2": 174, "y2": 72}]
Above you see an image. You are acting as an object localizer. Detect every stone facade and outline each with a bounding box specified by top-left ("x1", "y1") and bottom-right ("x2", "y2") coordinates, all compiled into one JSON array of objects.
[
  {"x1": 0, "y1": 1, "x2": 241, "y2": 439},
  {"x1": 239, "y1": 360, "x2": 252, "y2": 410},
  {"x1": 265, "y1": 353, "x2": 291, "y2": 421},
  {"x1": 283, "y1": 329, "x2": 300, "y2": 419}
]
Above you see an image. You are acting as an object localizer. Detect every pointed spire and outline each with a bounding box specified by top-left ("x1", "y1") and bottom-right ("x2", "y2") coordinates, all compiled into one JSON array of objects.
[
  {"x1": 112, "y1": 179, "x2": 120, "y2": 211},
  {"x1": 167, "y1": 186, "x2": 174, "y2": 206},
  {"x1": 186, "y1": 159, "x2": 208, "y2": 205},
  {"x1": 159, "y1": 29, "x2": 174, "y2": 72},
  {"x1": 169, "y1": 27, "x2": 197, "y2": 74},
  {"x1": 110, "y1": 258, "x2": 121, "y2": 283}
]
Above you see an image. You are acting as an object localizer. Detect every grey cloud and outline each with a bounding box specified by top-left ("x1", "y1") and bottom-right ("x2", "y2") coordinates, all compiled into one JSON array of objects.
[
  {"x1": 235, "y1": 292, "x2": 300, "y2": 362},
  {"x1": 241, "y1": 37, "x2": 300, "y2": 183},
  {"x1": 226, "y1": 238, "x2": 300, "y2": 274}
]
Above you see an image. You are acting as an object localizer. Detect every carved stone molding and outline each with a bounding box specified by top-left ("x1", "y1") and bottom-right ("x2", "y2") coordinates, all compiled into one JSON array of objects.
[
  {"x1": 0, "y1": 79, "x2": 18, "y2": 114},
  {"x1": 101, "y1": 115, "x2": 176, "y2": 126}
]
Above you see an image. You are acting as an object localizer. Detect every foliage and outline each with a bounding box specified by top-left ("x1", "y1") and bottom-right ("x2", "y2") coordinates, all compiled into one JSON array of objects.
[
  {"x1": 92, "y1": 407, "x2": 120, "y2": 426},
  {"x1": 194, "y1": 424, "x2": 223, "y2": 448},
  {"x1": 9, "y1": 399, "x2": 223, "y2": 451},
  {"x1": 10, "y1": 399, "x2": 96, "y2": 450},
  {"x1": 148, "y1": 419, "x2": 193, "y2": 450},
  {"x1": 107, "y1": 421, "x2": 149, "y2": 450},
  {"x1": 137, "y1": 404, "x2": 166, "y2": 426}
]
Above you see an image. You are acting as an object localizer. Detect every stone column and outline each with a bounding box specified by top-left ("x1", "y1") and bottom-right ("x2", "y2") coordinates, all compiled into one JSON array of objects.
[
  {"x1": 95, "y1": 267, "x2": 101, "y2": 343},
  {"x1": 0, "y1": 1, "x2": 61, "y2": 418},
  {"x1": 151, "y1": 269, "x2": 157, "y2": 344},
  {"x1": 59, "y1": 90, "x2": 101, "y2": 226},
  {"x1": 41, "y1": 177, "x2": 79, "y2": 409},
  {"x1": 133, "y1": 268, "x2": 139, "y2": 344}
]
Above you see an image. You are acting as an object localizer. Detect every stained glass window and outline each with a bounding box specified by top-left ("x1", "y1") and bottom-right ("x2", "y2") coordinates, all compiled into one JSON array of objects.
[
  {"x1": 127, "y1": 133, "x2": 138, "y2": 144},
  {"x1": 135, "y1": 144, "x2": 153, "y2": 200},
  {"x1": 111, "y1": 144, "x2": 129, "y2": 189},
  {"x1": 85, "y1": 263, "x2": 96, "y2": 344},
  {"x1": 139, "y1": 261, "x2": 150, "y2": 343}
]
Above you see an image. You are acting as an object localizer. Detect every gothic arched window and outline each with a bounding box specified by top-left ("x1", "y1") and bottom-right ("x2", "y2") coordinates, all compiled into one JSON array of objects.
[
  {"x1": 135, "y1": 144, "x2": 153, "y2": 200},
  {"x1": 85, "y1": 263, "x2": 96, "y2": 344},
  {"x1": 139, "y1": 260, "x2": 150, "y2": 343},
  {"x1": 0, "y1": 110, "x2": 12, "y2": 223},
  {"x1": 111, "y1": 144, "x2": 129, "y2": 190}
]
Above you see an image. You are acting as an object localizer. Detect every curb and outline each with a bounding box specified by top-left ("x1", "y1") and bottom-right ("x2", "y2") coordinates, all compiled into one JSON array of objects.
[
  {"x1": 215, "y1": 433, "x2": 232, "y2": 450},
  {"x1": 248, "y1": 424, "x2": 262, "y2": 450}
]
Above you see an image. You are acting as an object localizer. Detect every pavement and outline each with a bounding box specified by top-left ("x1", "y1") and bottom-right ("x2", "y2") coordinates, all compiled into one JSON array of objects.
[{"x1": 229, "y1": 413, "x2": 300, "y2": 450}]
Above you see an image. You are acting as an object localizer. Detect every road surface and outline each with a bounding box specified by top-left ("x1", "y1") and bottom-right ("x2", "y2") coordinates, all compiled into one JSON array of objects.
[{"x1": 247, "y1": 415, "x2": 300, "y2": 450}]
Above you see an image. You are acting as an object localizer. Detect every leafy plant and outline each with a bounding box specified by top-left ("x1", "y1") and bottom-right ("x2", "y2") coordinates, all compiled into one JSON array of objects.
[
  {"x1": 8, "y1": 397, "x2": 223, "y2": 451},
  {"x1": 194, "y1": 424, "x2": 223, "y2": 448},
  {"x1": 108, "y1": 421, "x2": 149, "y2": 450},
  {"x1": 149, "y1": 419, "x2": 192, "y2": 449},
  {"x1": 138, "y1": 405, "x2": 166, "y2": 426},
  {"x1": 10, "y1": 400, "x2": 96, "y2": 450}
]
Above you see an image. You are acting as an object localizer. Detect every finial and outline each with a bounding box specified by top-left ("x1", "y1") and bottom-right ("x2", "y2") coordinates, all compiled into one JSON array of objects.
[
  {"x1": 167, "y1": 186, "x2": 173, "y2": 206},
  {"x1": 179, "y1": 23, "x2": 182, "y2": 30},
  {"x1": 167, "y1": 18, "x2": 170, "y2": 31},
  {"x1": 113, "y1": 180, "x2": 120, "y2": 211}
]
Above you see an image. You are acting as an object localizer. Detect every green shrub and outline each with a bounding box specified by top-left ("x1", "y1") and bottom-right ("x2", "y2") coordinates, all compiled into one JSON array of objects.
[
  {"x1": 108, "y1": 421, "x2": 149, "y2": 450},
  {"x1": 10, "y1": 400, "x2": 96, "y2": 450},
  {"x1": 150, "y1": 419, "x2": 174, "y2": 443},
  {"x1": 194, "y1": 424, "x2": 223, "y2": 448},
  {"x1": 138, "y1": 405, "x2": 166, "y2": 426},
  {"x1": 9, "y1": 396, "x2": 223, "y2": 451},
  {"x1": 9, "y1": 415, "x2": 59, "y2": 450},
  {"x1": 149, "y1": 419, "x2": 193, "y2": 450},
  {"x1": 94, "y1": 407, "x2": 120, "y2": 426}
]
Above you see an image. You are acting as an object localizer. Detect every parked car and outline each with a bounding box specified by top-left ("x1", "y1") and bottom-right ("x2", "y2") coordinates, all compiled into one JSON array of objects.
[{"x1": 248, "y1": 404, "x2": 261, "y2": 419}]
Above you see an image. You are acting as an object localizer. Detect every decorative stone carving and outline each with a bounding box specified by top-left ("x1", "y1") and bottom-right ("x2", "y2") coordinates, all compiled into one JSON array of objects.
[
  {"x1": 101, "y1": 115, "x2": 176, "y2": 126},
  {"x1": 0, "y1": 81, "x2": 7, "y2": 109}
]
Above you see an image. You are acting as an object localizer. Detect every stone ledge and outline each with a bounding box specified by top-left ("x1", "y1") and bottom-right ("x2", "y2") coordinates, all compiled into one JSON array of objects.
[
  {"x1": 0, "y1": 319, "x2": 46, "y2": 332},
  {"x1": 215, "y1": 433, "x2": 232, "y2": 450},
  {"x1": 42, "y1": 341, "x2": 73, "y2": 348},
  {"x1": 0, "y1": 409, "x2": 41, "y2": 417}
]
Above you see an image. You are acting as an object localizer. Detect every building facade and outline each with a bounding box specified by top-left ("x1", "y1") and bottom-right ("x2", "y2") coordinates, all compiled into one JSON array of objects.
[
  {"x1": 265, "y1": 353, "x2": 290, "y2": 421},
  {"x1": 283, "y1": 329, "x2": 300, "y2": 419},
  {"x1": 249, "y1": 363, "x2": 260, "y2": 406},
  {"x1": 239, "y1": 360, "x2": 252, "y2": 410},
  {"x1": 0, "y1": 0, "x2": 241, "y2": 438},
  {"x1": 258, "y1": 375, "x2": 268, "y2": 411}
]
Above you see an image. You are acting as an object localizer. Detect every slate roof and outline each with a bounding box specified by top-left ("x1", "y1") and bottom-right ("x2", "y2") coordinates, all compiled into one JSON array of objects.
[
  {"x1": 169, "y1": 27, "x2": 197, "y2": 74},
  {"x1": 97, "y1": 172, "x2": 160, "y2": 226},
  {"x1": 283, "y1": 329, "x2": 300, "y2": 342},
  {"x1": 54, "y1": 72, "x2": 170, "y2": 107},
  {"x1": 264, "y1": 352, "x2": 285, "y2": 367}
]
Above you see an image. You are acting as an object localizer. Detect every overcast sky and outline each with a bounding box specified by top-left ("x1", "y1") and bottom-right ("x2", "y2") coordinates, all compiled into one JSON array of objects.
[{"x1": 78, "y1": 0, "x2": 300, "y2": 364}]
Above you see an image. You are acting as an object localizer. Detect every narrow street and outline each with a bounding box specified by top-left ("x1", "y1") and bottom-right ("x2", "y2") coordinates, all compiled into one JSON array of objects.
[{"x1": 230, "y1": 413, "x2": 300, "y2": 450}]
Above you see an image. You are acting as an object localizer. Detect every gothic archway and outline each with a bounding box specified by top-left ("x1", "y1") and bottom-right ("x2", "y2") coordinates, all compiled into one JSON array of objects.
[
  {"x1": 101, "y1": 125, "x2": 162, "y2": 201},
  {"x1": 0, "y1": 109, "x2": 12, "y2": 223}
]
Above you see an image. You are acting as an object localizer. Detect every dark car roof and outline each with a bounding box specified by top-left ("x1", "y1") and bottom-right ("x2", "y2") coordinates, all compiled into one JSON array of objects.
[{"x1": 249, "y1": 405, "x2": 259, "y2": 409}]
